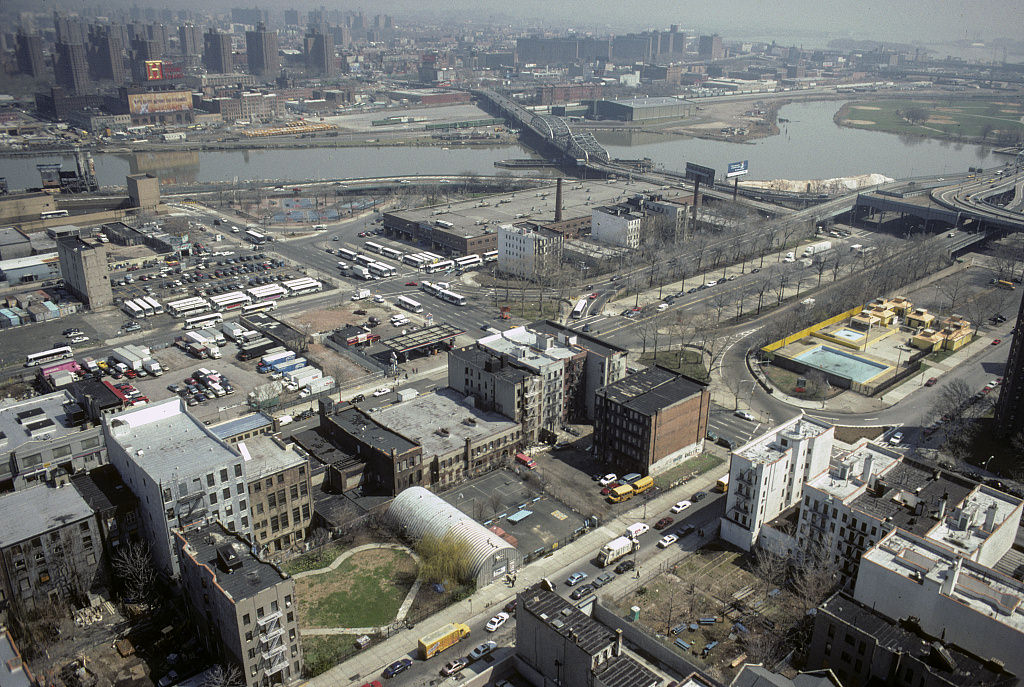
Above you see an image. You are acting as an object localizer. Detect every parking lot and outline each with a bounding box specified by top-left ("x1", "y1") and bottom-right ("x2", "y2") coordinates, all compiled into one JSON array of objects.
[{"x1": 441, "y1": 470, "x2": 588, "y2": 563}]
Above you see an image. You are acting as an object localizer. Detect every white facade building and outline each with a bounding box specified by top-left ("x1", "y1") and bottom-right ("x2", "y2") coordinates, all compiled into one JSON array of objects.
[
  {"x1": 592, "y1": 205, "x2": 643, "y2": 249},
  {"x1": 721, "y1": 415, "x2": 834, "y2": 552},
  {"x1": 104, "y1": 398, "x2": 251, "y2": 577},
  {"x1": 497, "y1": 223, "x2": 563, "y2": 278}
]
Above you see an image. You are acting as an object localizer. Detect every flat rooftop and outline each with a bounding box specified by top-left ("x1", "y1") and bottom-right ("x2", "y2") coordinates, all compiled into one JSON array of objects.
[
  {"x1": 386, "y1": 178, "x2": 646, "y2": 240},
  {"x1": 478, "y1": 325, "x2": 581, "y2": 372},
  {"x1": 0, "y1": 483, "x2": 94, "y2": 547},
  {"x1": 0, "y1": 390, "x2": 87, "y2": 456},
  {"x1": 735, "y1": 416, "x2": 833, "y2": 465},
  {"x1": 178, "y1": 522, "x2": 287, "y2": 600},
  {"x1": 105, "y1": 398, "x2": 239, "y2": 482},
  {"x1": 598, "y1": 365, "x2": 705, "y2": 415},
  {"x1": 328, "y1": 406, "x2": 418, "y2": 456},
  {"x1": 806, "y1": 441, "x2": 903, "y2": 502},
  {"x1": 530, "y1": 320, "x2": 627, "y2": 358},
  {"x1": 383, "y1": 323, "x2": 465, "y2": 354},
  {"x1": 606, "y1": 96, "x2": 689, "y2": 108},
  {"x1": 237, "y1": 435, "x2": 305, "y2": 480},
  {"x1": 370, "y1": 388, "x2": 518, "y2": 458}
]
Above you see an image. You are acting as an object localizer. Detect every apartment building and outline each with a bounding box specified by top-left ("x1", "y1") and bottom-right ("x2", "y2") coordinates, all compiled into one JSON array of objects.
[
  {"x1": 56, "y1": 236, "x2": 113, "y2": 309},
  {"x1": 592, "y1": 205, "x2": 644, "y2": 249},
  {"x1": 238, "y1": 437, "x2": 312, "y2": 557},
  {"x1": 592, "y1": 366, "x2": 710, "y2": 477},
  {"x1": 0, "y1": 390, "x2": 107, "y2": 493},
  {"x1": 497, "y1": 222, "x2": 564, "y2": 279},
  {"x1": 176, "y1": 522, "x2": 302, "y2": 687},
  {"x1": 720, "y1": 416, "x2": 834, "y2": 552},
  {"x1": 0, "y1": 484, "x2": 101, "y2": 614},
  {"x1": 104, "y1": 398, "x2": 250, "y2": 578}
]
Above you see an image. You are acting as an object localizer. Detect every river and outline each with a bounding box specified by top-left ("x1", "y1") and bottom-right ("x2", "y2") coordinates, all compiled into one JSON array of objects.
[{"x1": 0, "y1": 100, "x2": 1006, "y2": 189}]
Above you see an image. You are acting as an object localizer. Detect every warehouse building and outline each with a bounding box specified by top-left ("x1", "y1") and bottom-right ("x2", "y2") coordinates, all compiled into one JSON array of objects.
[
  {"x1": 591, "y1": 96, "x2": 692, "y2": 122},
  {"x1": 387, "y1": 486, "x2": 522, "y2": 589}
]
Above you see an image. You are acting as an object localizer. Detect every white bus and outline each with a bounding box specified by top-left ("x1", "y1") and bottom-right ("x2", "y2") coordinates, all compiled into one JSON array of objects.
[
  {"x1": 134, "y1": 298, "x2": 155, "y2": 317},
  {"x1": 396, "y1": 295, "x2": 423, "y2": 313},
  {"x1": 338, "y1": 248, "x2": 358, "y2": 261},
  {"x1": 123, "y1": 300, "x2": 146, "y2": 319},
  {"x1": 483, "y1": 251, "x2": 498, "y2": 263},
  {"x1": 40, "y1": 210, "x2": 70, "y2": 220},
  {"x1": 210, "y1": 292, "x2": 252, "y2": 311},
  {"x1": 380, "y1": 246, "x2": 403, "y2": 260},
  {"x1": 421, "y1": 252, "x2": 443, "y2": 264},
  {"x1": 403, "y1": 253, "x2": 428, "y2": 268},
  {"x1": 455, "y1": 254, "x2": 481, "y2": 270},
  {"x1": 571, "y1": 298, "x2": 588, "y2": 319},
  {"x1": 142, "y1": 296, "x2": 164, "y2": 315},
  {"x1": 167, "y1": 297, "x2": 212, "y2": 318},
  {"x1": 368, "y1": 262, "x2": 395, "y2": 278},
  {"x1": 364, "y1": 241, "x2": 384, "y2": 254},
  {"x1": 425, "y1": 260, "x2": 454, "y2": 274},
  {"x1": 26, "y1": 346, "x2": 75, "y2": 367},
  {"x1": 245, "y1": 229, "x2": 268, "y2": 244},
  {"x1": 283, "y1": 278, "x2": 322, "y2": 296},
  {"x1": 354, "y1": 253, "x2": 375, "y2": 267},
  {"x1": 184, "y1": 312, "x2": 224, "y2": 330},
  {"x1": 247, "y1": 284, "x2": 287, "y2": 301},
  {"x1": 438, "y1": 289, "x2": 467, "y2": 306},
  {"x1": 241, "y1": 301, "x2": 277, "y2": 315}
]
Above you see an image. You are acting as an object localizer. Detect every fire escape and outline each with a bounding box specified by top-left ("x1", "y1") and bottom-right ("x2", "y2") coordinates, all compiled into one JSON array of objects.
[{"x1": 256, "y1": 610, "x2": 287, "y2": 678}]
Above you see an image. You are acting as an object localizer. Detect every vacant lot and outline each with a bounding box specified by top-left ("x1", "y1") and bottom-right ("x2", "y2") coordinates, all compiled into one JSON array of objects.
[{"x1": 295, "y1": 548, "x2": 417, "y2": 629}]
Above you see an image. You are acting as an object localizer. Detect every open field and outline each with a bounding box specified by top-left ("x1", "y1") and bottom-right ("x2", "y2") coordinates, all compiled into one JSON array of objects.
[
  {"x1": 302, "y1": 635, "x2": 361, "y2": 678},
  {"x1": 836, "y1": 98, "x2": 1024, "y2": 143},
  {"x1": 294, "y1": 548, "x2": 417, "y2": 629}
]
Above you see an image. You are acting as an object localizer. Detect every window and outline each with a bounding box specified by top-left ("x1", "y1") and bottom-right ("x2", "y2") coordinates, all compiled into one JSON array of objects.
[
  {"x1": 290, "y1": 485, "x2": 298, "y2": 500},
  {"x1": 271, "y1": 516, "x2": 279, "y2": 533},
  {"x1": 292, "y1": 507, "x2": 300, "y2": 522},
  {"x1": 234, "y1": 463, "x2": 242, "y2": 478},
  {"x1": 240, "y1": 500, "x2": 246, "y2": 511},
  {"x1": 236, "y1": 483, "x2": 244, "y2": 495},
  {"x1": 277, "y1": 473, "x2": 284, "y2": 484},
  {"x1": 280, "y1": 513, "x2": 288, "y2": 528},
  {"x1": 289, "y1": 628, "x2": 296, "y2": 641},
  {"x1": 207, "y1": 473, "x2": 215, "y2": 487},
  {"x1": 79, "y1": 521, "x2": 90, "y2": 532},
  {"x1": 254, "y1": 481, "x2": 261, "y2": 493},
  {"x1": 271, "y1": 600, "x2": 279, "y2": 612},
  {"x1": 220, "y1": 468, "x2": 229, "y2": 482},
  {"x1": 299, "y1": 482, "x2": 307, "y2": 496},
  {"x1": 52, "y1": 445, "x2": 71, "y2": 459},
  {"x1": 257, "y1": 607, "x2": 264, "y2": 619},
  {"x1": 210, "y1": 492, "x2": 218, "y2": 505},
  {"x1": 241, "y1": 516, "x2": 248, "y2": 528},
  {"x1": 223, "y1": 487, "x2": 230, "y2": 500},
  {"x1": 267, "y1": 493, "x2": 276, "y2": 508},
  {"x1": 286, "y1": 611, "x2": 294, "y2": 623},
  {"x1": 277, "y1": 489, "x2": 285, "y2": 504},
  {"x1": 265, "y1": 478, "x2": 273, "y2": 488},
  {"x1": 39, "y1": 570, "x2": 50, "y2": 584},
  {"x1": 166, "y1": 508, "x2": 175, "y2": 520},
  {"x1": 285, "y1": 594, "x2": 292, "y2": 607},
  {"x1": 256, "y1": 503, "x2": 264, "y2": 514},
  {"x1": 82, "y1": 536, "x2": 93, "y2": 549},
  {"x1": 163, "y1": 487, "x2": 172, "y2": 502}
]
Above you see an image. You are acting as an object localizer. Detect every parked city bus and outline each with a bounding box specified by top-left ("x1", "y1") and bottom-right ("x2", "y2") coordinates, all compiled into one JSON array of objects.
[
  {"x1": 142, "y1": 296, "x2": 164, "y2": 315},
  {"x1": 209, "y1": 292, "x2": 251, "y2": 311},
  {"x1": 455, "y1": 254, "x2": 481, "y2": 270},
  {"x1": 396, "y1": 296, "x2": 424, "y2": 313},
  {"x1": 368, "y1": 262, "x2": 395, "y2": 278},
  {"x1": 123, "y1": 300, "x2": 146, "y2": 319},
  {"x1": 40, "y1": 210, "x2": 70, "y2": 220},
  {"x1": 184, "y1": 312, "x2": 225, "y2": 330},
  {"x1": 380, "y1": 246, "x2": 403, "y2": 260},
  {"x1": 483, "y1": 250, "x2": 498, "y2": 263},
  {"x1": 425, "y1": 260, "x2": 454, "y2": 274},
  {"x1": 132, "y1": 298, "x2": 154, "y2": 317},
  {"x1": 354, "y1": 253, "x2": 375, "y2": 267},
  {"x1": 571, "y1": 298, "x2": 588, "y2": 319},
  {"x1": 338, "y1": 248, "x2": 358, "y2": 261},
  {"x1": 244, "y1": 229, "x2": 267, "y2": 244},
  {"x1": 404, "y1": 253, "x2": 428, "y2": 268},
  {"x1": 364, "y1": 241, "x2": 384, "y2": 254},
  {"x1": 241, "y1": 301, "x2": 276, "y2": 315},
  {"x1": 166, "y1": 297, "x2": 212, "y2": 318},
  {"x1": 26, "y1": 346, "x2": 75, "y2": 367}
]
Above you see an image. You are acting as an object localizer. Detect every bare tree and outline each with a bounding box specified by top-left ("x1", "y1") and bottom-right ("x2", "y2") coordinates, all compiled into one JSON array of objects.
[
  {"x1": 112, "y1": 541, "x2": 157, "y2": 607},
  {"x1": 202, "y1": 665, "x2": 244, "y2": 687},
  {"x1": 791, "y1": 541, "x2": 840, "y2": 615},
  {"x1": 649, "y1": 586, "x2": 684, "y2": 635},
  {"x1": 751, "y1": 545, "x2": 789, "y2": 599}
]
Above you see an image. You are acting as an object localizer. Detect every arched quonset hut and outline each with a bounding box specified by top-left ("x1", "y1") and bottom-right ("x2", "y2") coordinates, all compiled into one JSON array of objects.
[{"x1": 387, "y1": 486, "x2": 522, "y2": 589}]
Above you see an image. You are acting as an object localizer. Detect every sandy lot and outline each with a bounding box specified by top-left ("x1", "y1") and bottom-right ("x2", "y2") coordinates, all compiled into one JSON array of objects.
[
  {"x1": 852, "y1": 105, "x2": 881, "y2": 110},
  {"x1": 842, "y1": 119, "x2": 876, "y2": 125}
]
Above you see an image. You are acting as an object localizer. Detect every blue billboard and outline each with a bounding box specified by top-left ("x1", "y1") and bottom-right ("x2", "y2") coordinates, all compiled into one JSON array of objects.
[{"x1": 726, "y1": 160, "x2": 749, "y2": 178}]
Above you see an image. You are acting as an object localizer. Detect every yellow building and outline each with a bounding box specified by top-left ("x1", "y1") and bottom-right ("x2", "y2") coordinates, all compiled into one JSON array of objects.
[
  {"x1": 939, "y1": 315, "x2": 974, "y2": 351},
  {"x1": 888, "y1": 296, "x2": 913, "y2": 317},
  {"x1": 911, "y1": 328, "x2": 944, "y2": 352},
  {"x1": 906, "y1": 308, "x2": 935, "y2": 330}
]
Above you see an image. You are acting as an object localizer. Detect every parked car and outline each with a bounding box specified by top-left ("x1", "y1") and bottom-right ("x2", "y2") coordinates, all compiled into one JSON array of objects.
[
  {"x1": 925, "y1": 377, "x2": 938, "y2": 387},
  {"x1": 693, "y1": 491, "x2": 707, "y2": 502},
  {"x1": 598, "y1": 474, "x2": 618, "y2": 487},
  {"x1": 671, "y1": 500, "x2": 692, "y2": 514},
  {"x1": 570, "y1": 583, "x2": 595, "y2": 600},
  {"x1": 658, "y1": 534, "x2": 679, "y2": 548},
  {"x1": 503, "y1": 598, "x2": 517, "y2": 615},
  {"x1": 468, "y1": 641, "x2": 498, "y2": 661},
  {"x1": 654, "y1": 517, "x2": 674, "y2": 530},
  {"x1": 992, "y1": 339, "x2": 1002, "y2": 345},
  {"x1": 592, "y1": 572, "x2": 615, "y2": 588},
  {"x1": 70, "y1": 335, "x2": 90, "y2": 343},
  {"x1": 440, "y1": 658, "x2": 467, "y2": 676},
  {"x1": 565, "y1": 572, "x2": 588, "y2": 586},
  {"x1": 382, "y1": 658, "x2": 412, "y2": 678},
  {"x1": 373, "y1": 387, "x2": 391, "y2": 397},
  {"x1": 486, "y1": 612, "x2": 509, "y2": 632},
  {"x1": 734, "y1": 410, "x2": 755, "y2": 421},
  {"x1": 614, "y1": 559, "x2": 636, "y2": 575},
  {"x1": 351, "y1": 394, "x2": 365, "y2": 403},
  {"x1": 889, "y1": 431, "x2": 904, "y2": 446}
]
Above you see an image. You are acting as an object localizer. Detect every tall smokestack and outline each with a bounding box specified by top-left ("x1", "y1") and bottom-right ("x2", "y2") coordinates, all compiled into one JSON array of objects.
[{"x1": 555, "y1": 177, "x2": 563, "y2": 222}]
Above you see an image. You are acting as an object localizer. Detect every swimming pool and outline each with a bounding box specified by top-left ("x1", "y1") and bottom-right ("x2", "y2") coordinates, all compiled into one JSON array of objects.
[
  {"x1": 830, "y1": 328, "x2": 865, "y2": 343},
  {"x1": 794, "y1": 346, "x2": 889, "y2": 383}
]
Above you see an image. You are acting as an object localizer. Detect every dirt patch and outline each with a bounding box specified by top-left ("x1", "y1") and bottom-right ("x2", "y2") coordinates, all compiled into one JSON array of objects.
[
  {"x1": 833, "y1": 425, "x2": 886, "y2": 445},
  {"x1": 842, "y1": 119, "x2": 876, "y2": 126},
  {"x1": 284, "y1": 305, "x2": 363, "y2": 332},
  {"x1": 851, "y1": 105, "x2": 881, "y2": 111},
  {"x1": 305, "y1": 342, "x2": 370, "y2": 379},
  {"x1": 688, "y1": 120, "x2": 731, "y2": 129}
]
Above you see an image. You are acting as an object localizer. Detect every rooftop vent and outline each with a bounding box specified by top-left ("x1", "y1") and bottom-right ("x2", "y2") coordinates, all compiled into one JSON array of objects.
[
  {"x1": 246, "y1": 570, "x2": 260, "y2": 585},
  {"x1": 217, "y1": 543, "x2": 242, "y2": 572}
]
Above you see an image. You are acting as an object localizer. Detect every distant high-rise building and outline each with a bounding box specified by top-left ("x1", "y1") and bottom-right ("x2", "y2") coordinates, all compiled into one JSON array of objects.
[
  {"x1": 304, "y1": 30, "x2": 334, "y2": 76},
  {"x1": 15, "y1": 32, "x2": 46, "y2": 79},
  {"x1": 231, "y1": 7, "x2": 266, "y2": 26},
  {"x1": 203, "y1": 29, "x2": 233, "y2": 74},
  {"x1": 53, "y1": 11, "x2": 87, "y2": 44},
  {"x1": 178, "y1": 23, "x2": 201, "y2": 57},
  {"x1": 55, "y1": 41, "x2": 90, "y2": 93},
  {"x1": 146, "y1": 23, "x2": 169, "y2": 56},
  {"x1": 245, "y1": 22, "x2": 279, "y2": 78},
  {"x1": 284, "y1": 9, "x2": 300, "y2": 26},
  {"x1": 698, "y1": 34, "x2": 724, "y2": 59},
  {"x1": 88, "y1": 24, "x2": 127, "y2": 83},
  {"x1": 130, "y1": 37, "x2": 161, "y2": 82},
  {"x1": 995, "y1": 295, "x2": 1024, "y2": 437}
]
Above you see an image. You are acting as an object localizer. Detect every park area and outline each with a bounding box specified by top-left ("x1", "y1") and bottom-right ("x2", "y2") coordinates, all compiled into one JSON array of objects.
[
  {"x1": 610, "y1": 544, "x2": 804, "y2": 682},
  {"x1": 836, "y1": 98, "x2": 1024, "y2": 144}
]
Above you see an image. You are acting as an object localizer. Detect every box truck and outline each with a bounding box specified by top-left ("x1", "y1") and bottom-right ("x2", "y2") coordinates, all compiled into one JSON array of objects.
[
  {"x1": 801, "y1": 240, "x2": 832, "y2": 257},
  {"x1": 418, "y1": 623, "x2": 471, "y2": 660}
]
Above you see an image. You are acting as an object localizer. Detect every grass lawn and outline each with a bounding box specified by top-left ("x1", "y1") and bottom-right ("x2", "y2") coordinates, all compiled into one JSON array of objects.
[
  {"x1": 281, "y1": 541, "x2": 348, "y2": 576},
  {"x1": 837, "y1": 99, "x2": 1024, "y2": 142},
  {"x1": 639, "y1": 349, "x2": 709, "y2": 382},
  {"x1": 295, "y1": 548, "x2": 417, "y2": 629},
  {"x1": 302, "y1": 635, "x2": 361, "y2": 678},
  {"x1": 653, "y1": 453, "x2": 724, "y2": 490},
  {"x1": 494, "y1": 298, "x2": 563, "y2": 320}
]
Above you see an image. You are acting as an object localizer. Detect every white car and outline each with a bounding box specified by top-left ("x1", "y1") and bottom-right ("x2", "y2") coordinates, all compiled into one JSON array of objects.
[
  {"x1": 486, "y1": 612, "x2": 509, "y2": 632},
  {"x1": 598, "y1": 474, "x2": 618, "y2": 487},
  {"x1": 70, "y1": 335, "x2": 90, "y2": 343},
  {"x1": 658, "y1": 534, "x2": 679, "y2": 548},
  {"x1": 670, "y1": 500, "x2": 692, "y2": 514},
  {"x1": 468, "y1": 641, "x2": 498, "y2": 660},
  {"x1": 657, "y1": 303, "x2": 669, "y2": 311},
  {"x1": 734, "y1": 410, "x2": 755, "y2": 421},
  {"x1": 889, "y1": 431, "x2": 903, "y2": 446},
  {"x1": 373, "y1": 295, "x2": 385, "y2": 303},
  {"x1": 372, "y1": 387, "x2": 391, "y2": 397}
]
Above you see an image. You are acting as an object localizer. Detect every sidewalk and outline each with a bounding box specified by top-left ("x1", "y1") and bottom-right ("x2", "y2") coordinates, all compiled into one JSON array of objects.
[{"x1": 305, "y1": 467, "x2": 728, "y2": 687}]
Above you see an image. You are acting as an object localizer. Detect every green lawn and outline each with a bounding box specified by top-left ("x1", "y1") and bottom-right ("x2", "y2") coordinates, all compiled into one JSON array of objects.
[
  {"x1": 838, "y1": 99, "x2": 1024, "y2": 142},
  {"x1": 653, "y1": 453, "x2": 724, "y2": 490},
  {"x1": 639, "y1": 349, "x2": 709, "y2": 382},
  {"x1": 302, "y1": 635, "x2": 361, "y2": 678},
  {"x1": 296, "y1": 548, "x2": 416, "y2": 629},
  {"x1": 281, "y1": 541, "x2": 348, "y2": 575}
]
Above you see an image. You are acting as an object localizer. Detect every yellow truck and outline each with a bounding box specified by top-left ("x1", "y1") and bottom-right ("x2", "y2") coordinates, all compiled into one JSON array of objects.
[{"x1": 418, "y1": 622, "x2": 471, "y2": 660}]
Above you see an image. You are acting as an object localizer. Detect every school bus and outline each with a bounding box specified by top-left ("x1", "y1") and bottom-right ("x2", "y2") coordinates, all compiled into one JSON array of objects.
[
  {"x1": 608, "y1": 484, "x2": 635, "y2": 503},
  {"x1": 996, "y1": 280, "x2": 1016, "y2": 290},
  {"x1": 630, "y1": 475, "x2": 654, "y2": 495}
]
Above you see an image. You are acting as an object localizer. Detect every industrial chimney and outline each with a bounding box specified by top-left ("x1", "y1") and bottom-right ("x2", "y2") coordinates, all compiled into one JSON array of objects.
[{"x1": 554, "y1": 177, "x2": 563, "y2": 222}]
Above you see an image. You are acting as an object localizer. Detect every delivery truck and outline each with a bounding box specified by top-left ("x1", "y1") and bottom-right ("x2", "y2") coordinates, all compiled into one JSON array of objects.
[
  {"x1": 351, "y1": 288, "x2": 371, "y2": 301},
  {"x1": 112, "y1": 346, "x2": 145, "y2": 372},
  {"x1": 596, "y1": 536, "x2": 639, "y2": 567},
  {"x1": 418, "y1": 623, "x2": 471, "y2": 660},
  {"x1": 801, "y1": 240, "x2": 832, "y2": 257},
  {"x1": 272, "y1": 357, "x2": 307, "y2": 374}
]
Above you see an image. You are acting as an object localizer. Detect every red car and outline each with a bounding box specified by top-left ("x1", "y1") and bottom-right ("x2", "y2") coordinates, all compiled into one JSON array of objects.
[
  {"x1": 925, "y1": 377, "x2": 938, "y2": 387},
  {"x1": 654, "y1": 517, "x2": 674, "y2": 530},
  {"x1": 600, "y1": 483, "x2": 620, "y2": 496},
  {"x1": 992, "y1": 339, "x2": 1002, "y2": 345},
  {"x1": 589, "y1": 292, "x2": 599, "y2": 299},
  {"x1": 405, "y1": 281, "x2": 418, "y2": 286}
]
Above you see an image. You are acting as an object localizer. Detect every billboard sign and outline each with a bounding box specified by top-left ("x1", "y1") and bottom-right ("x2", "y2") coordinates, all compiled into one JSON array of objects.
[
  {"x1": 685, "y1": 162, "x2": 715, "y2": 186},
  {"x1": 145, "y1": 60, "x2": 164, "y2": 81},
  {"x1": 727, "y1": 160, "x2": 749, "y2": 178},
  {"x1": 128, "y1": 90, "x2": 192, "y2": 115}
]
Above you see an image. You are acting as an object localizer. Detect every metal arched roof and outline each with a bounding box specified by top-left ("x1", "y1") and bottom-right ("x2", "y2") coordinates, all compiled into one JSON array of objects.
[{"x1": 387, "y1": 486, "x2": 521, "y2": 583}]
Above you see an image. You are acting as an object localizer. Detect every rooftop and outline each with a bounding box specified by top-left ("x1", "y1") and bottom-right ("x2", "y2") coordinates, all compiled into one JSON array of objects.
[
  {"x1": 478, "y1": 325, "x2": 582, "y2": 372},
  {"x1": 805, "y1": 441, "x2": 903, "y2": 502},
  {"x1": 370, "y1": 388, "x2": 518, "y2": 458},
  {"x1": 178, "y1": 521, "x2": 288, "y2": 601},
  {"x1": 209, "y1": 412, "x2": 273, "y2": 441},
  {"x1": 530, "y1": 319, "x2": 627, "y2": 358},
  {"x1": 862, "y1": 529, "x2": 1024, "y2": 633},
  {"x1": 0, "y1": 390, "x2": 87, "y2": 456},
  {"x1": 597, "y1": 365, "x2": 706, "y2": 415},
  {"x1": 0, "y1": 483, "x2": 95, "y2": 548},
  {"x1": 0, "y1": 630, "x2": 32, "y2": 687},
  {"x1": 382, "y1": 323, "x2": 465, "y2": 355},
  {"x1": 522, "y1": 586, "x2": 616, "y2": 654},
  {"x1": 734, "y1": 415, "x2": 833, "y2": 465},
  {"x1": 328, "y1": 406, "x2": 418, "y2": 456},
  {"x1": 0, "y1": 252, "x2": 58, "y2": 271},
  {"x1": 607, "y1": 96, "x2": 689, "y2": 108},
  {"x1": 106, "y1": 398, "x2": 240, "y2": 482},
  {"x1": 70, "y1": 464, "x2": 138, "y2": 517},
  {"x1": 819, "y1": 592, "x2": 1015, "y2": 687},
  {"x1": 237, "y1": 435, "x2": 305, "y2": 480},
  {"x1": 449, "y1": 346, "x2": 533, "y2": 385}
]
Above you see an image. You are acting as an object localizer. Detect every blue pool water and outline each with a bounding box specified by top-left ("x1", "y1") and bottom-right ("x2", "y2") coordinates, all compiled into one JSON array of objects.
[
  {"x1": 831, "y1": 328, "x2": 865, "y2": 342},
  {"x1": 795, "y1": 346, "x2": 889, "y2": 383}
]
